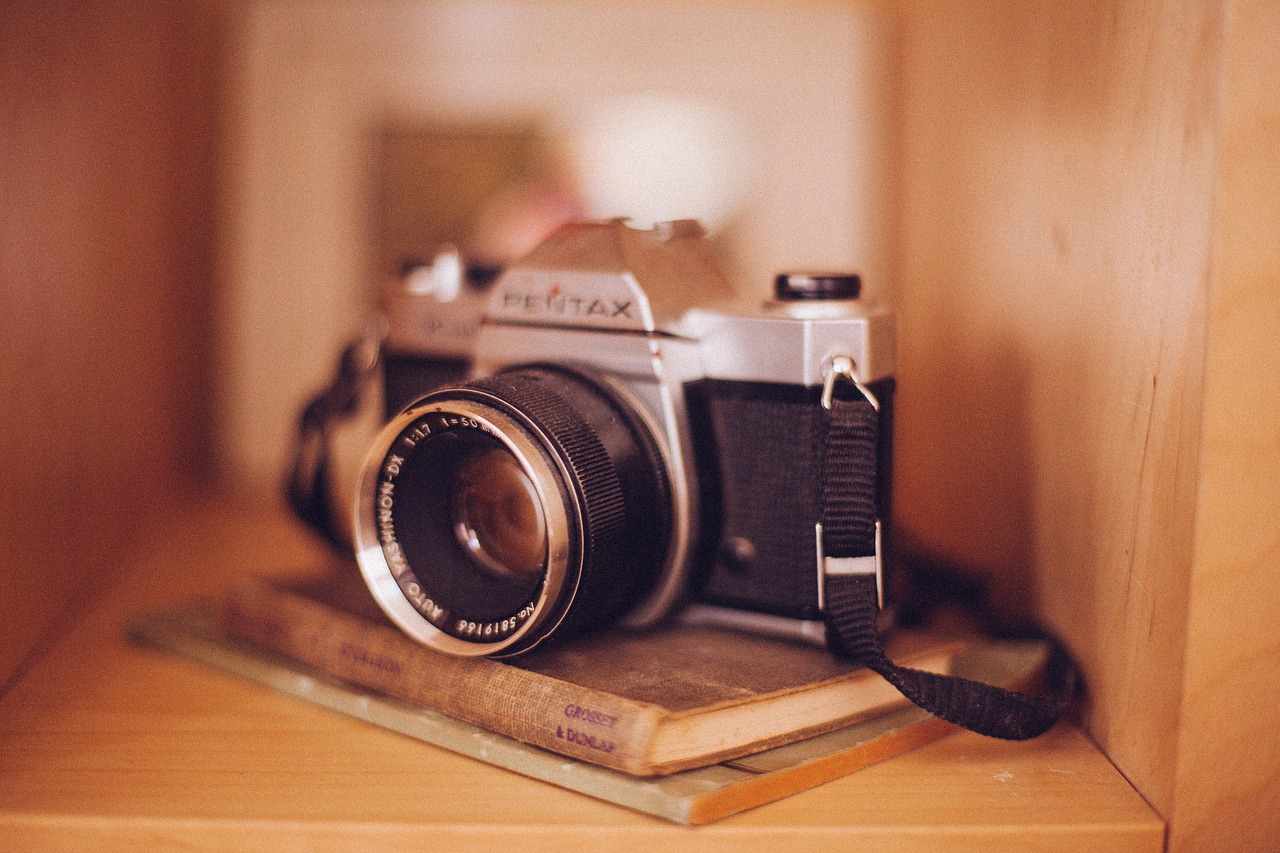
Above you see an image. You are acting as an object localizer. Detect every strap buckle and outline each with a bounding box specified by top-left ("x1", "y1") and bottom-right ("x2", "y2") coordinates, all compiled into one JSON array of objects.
[{"x1": 817, "y1": 519, "x2": 884, "y2": 610}]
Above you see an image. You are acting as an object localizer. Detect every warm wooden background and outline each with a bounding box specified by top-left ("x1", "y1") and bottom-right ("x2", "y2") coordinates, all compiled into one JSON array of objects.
[
  {"x1": 0, "y1": 1, "x2": 222, "y2": 693},
  {"x1": 895, "y1": 0, "x2": 1218, "y2": 816},
  {"x1": 1176, "y1": 0, "x2": 1279, "y2": 847},
  {"x1": 1, "y1": 1, "x2": 1275, "y2": 850},
  {"x1": 894, "y1": 1, "x2": 1278, "y2": 850}
]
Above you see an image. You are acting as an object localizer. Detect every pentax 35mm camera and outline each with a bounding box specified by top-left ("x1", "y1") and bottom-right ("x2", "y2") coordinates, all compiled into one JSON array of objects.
[{"x1": 353, "y1": 219, "x2": 895, "y2": 657}]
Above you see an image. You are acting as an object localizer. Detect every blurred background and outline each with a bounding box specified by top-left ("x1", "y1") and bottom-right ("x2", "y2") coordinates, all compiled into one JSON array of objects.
[
  {"x1": 4, "y1": 3, "x2": 1277, "y2": 847},
  {"x1": 1, "y1": 0, "x2": 896, "y2": 691},
  {"x1": 219, "y1": 0, "x2": 895, "y2": 493}
]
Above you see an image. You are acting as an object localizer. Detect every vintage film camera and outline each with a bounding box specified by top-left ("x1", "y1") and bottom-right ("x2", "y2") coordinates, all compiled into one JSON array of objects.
[{"x1": 354, "y1": 219, "x2": 895, "y2": 657}]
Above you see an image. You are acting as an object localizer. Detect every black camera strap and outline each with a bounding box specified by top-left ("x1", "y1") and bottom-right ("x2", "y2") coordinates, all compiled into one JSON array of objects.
[
  {"x1": 818, "y1": 369, "x2": 1074, "y2": 740},
  {"x1": 285, "y1": 332, "x2": 381, "y2": 551}
]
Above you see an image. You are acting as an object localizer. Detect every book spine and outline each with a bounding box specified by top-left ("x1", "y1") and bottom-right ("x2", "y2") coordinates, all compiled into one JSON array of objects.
[{"x1": 216, "y1": 583, "x2": 664, "y2": 775}]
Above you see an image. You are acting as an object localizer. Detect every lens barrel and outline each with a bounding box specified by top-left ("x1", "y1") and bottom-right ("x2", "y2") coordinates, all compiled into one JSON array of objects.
[{"x1": 354, "y1": 365, "x2": 671, "y2": 656}]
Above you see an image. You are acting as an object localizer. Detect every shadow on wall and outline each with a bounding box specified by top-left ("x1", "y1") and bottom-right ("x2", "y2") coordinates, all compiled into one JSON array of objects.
[{"x1": 891, "y1": 339, "x2": 1040, "y2": 632}]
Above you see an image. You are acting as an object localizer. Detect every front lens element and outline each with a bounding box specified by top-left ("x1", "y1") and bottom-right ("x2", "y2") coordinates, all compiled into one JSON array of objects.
[{"x1": 451, "y1": 447, "x2": 547, "y2": 579}]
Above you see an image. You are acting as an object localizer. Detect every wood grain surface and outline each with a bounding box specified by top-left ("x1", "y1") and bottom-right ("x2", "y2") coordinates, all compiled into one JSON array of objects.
[
  {"x1": 895, "y1": 3, "x2": 1279, "y2": 849},
  {"x1": 0, "y1": 497, "x2": 1162, "y2": 851}
]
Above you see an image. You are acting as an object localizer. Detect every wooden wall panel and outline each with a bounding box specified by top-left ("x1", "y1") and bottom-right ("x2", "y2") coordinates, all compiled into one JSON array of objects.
[
  {"x1": 894, "y1": 0, "x2": 1220, "y2": 819},
  {"x1": 0, "y1": 1, "x2": 222, "y2": 691},
  {"x1": 1171, "y1": 1, "x2": 1280, "y2": 849}
]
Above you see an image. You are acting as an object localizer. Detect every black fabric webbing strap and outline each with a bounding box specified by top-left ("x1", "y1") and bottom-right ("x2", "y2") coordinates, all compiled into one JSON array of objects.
[
  {"x1": 285, "y1": 335, "x2": 378, "y2": 551},
  {"x1": 820, "y1": 391, "x2": 1073, "y2": 740}
]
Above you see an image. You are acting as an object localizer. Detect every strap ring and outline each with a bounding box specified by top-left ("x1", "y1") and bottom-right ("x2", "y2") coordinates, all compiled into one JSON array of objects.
[{"x1": 821, "y1": 354, "x2": 880, "y2": 411}]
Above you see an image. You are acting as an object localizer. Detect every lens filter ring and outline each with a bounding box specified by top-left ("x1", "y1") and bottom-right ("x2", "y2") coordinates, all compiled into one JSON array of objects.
[{"x1": 354, "y1": 398, "x2": 577, "y2": 657}]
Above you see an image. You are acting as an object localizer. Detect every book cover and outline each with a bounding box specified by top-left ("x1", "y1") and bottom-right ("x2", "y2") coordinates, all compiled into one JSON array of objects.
[{"x1": 212, "y1": 572, "x2": 959, "y2": 776}]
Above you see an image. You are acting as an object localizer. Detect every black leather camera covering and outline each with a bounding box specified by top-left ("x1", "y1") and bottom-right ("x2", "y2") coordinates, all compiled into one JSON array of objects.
[
  {"x1": 686, "y1": 377, "x2": 894, "y2": 620},
  {"x1": 382, "y1": 349, "x2": 471, "y2": 418}
]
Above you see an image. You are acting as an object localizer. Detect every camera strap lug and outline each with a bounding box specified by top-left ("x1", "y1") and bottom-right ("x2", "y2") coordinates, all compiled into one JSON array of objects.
[{"x1": 821, "y1": 353, "x2": 880, "y2": 412}]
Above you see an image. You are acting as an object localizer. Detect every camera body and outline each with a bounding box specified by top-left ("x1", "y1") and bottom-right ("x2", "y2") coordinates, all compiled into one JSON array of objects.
[{"x1": 357, "y1": 219, "x2": 894, "y2": 656}]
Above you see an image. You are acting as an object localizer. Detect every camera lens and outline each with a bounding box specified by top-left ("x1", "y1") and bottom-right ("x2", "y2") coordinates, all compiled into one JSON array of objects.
[
  {"x1": 354, "y1": 365, "x2": 671, "y2": 657},
  {"x1": 450, "y1": 447, "x2": 546, "y2": 579}
]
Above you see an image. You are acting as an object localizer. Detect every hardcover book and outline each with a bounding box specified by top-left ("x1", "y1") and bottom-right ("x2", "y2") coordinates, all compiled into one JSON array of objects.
[
  {"x1": 211, "y1": 572, "x2": 959, "y2": 776},
  {"x1": 128, "y1": 571, "x2": 1053, "y2": 823}
]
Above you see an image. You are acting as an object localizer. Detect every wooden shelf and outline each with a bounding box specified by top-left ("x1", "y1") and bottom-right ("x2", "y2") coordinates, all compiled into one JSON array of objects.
[{"x1": 0, "y1": 495, "x2": 1163, "y2": 851}]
